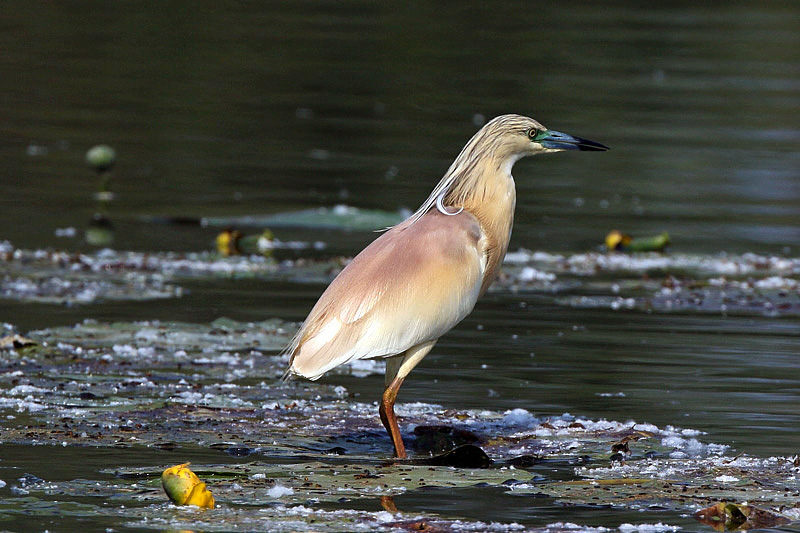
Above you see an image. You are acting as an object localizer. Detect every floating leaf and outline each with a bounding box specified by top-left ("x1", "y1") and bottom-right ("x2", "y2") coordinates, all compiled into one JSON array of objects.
[
  {"x1": 202, "y1": 205, "x2": 407, "y2": 231},
  {"x1": 162, "y1": 462, "x2": 215, "y2": 508}
]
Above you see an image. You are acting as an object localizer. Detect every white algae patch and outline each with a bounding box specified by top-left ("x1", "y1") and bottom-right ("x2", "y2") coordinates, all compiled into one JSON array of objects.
[
  {"x1": 0, "y1": 397, "x2": 49, "y2": 413},
  {"x1": 618, "y1": 524, "x2": 680, "y2": 533},
  {"x1": 346, "y1": 358, "x2": 385, "y2": 377},
  {"x1": 0, "y1": 274, "x2": 179, "y2": 304},
  {"x1": 499, "y1": 248, "x2": 800, "y2": 315},
  {"x1": 502, "y1": 407, "x2": 540, "y2": 427},
  {"x1": 0, "y1": 243, "x2": 340, "y2": 304},
  {"x1": 266, "y1": 484, "x2": 294, "y2": 498},
  {"x1": 2, "y1": 242, "x2": 796, "y2": 314},
  {"x1": 535, "y1": 523, "x2": 608, "y2": 532},
  {"x1": 573, "y1": 454, "x2": 800, "y2": 508},
  {"x1": 505, "y1": 248, "x2": 800, "y2": 277}
]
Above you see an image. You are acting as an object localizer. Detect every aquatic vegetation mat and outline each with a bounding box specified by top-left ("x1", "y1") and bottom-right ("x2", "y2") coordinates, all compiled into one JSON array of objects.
[
  {"x1": 0, "y1": 241, "x2": 347, "y2": 304},
  {"x1": 1, "y1": 319, "x2": 798, "y2": 531},
  {"x1": 2, "y1": 241, "x2": 798, "y2": 317},
  {"x1": 501, "y1": 249, "x2": 800, "y2": 317}
]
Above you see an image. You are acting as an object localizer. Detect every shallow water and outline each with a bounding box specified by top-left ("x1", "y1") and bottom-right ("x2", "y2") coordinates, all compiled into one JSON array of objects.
[{"x1": 1, "y1": 2, "x2": 799, "y2": 531}]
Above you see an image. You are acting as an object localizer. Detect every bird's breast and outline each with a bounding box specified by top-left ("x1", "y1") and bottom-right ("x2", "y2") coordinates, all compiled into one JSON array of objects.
[{"x1": 467, "y1": 184, "x2": 516, "y2": 294}]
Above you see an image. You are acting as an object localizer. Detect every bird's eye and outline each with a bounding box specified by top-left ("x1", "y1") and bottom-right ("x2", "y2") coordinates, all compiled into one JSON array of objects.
[{"x1": 527, "y1": 128, "x2": 539, "y2": 141}]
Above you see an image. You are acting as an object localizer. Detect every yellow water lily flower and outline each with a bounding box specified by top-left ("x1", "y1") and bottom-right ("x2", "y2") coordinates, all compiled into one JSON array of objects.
[
  {"x1": 605, "y1": 230, "x2": 670, "y2": 252},
  {"x1": 161, "y1": 462, "x2": 215, "y2": 509}
]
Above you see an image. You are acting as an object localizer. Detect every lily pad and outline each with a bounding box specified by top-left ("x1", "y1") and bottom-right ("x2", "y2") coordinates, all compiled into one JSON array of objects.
[{"x1": 200, "y1": 205, "x2": 408, "y2": 231}]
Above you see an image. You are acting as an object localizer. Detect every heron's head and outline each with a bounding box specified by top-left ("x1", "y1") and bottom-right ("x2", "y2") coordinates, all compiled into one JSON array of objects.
[
  {"x1": 476, "y1": 114, "x2": 608, "y2": 162},
  {"x1": 407, "y1": 113, "x2": 608, "y2": 227}
]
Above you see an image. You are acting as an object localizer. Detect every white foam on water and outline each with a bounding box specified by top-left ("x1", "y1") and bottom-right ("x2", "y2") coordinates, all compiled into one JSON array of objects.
[
  {"x1": 542, "y1": 523, "x2": 610, "y2": 532},
  {"x1": 266, "y1": 484, "x2": 294, "y2": 498},
  {"x1": 618, "y1": 523, "x2": 681, "y2": 532}
]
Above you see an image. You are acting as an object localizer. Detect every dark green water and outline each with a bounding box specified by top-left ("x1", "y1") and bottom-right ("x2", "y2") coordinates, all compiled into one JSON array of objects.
[{"x1": 1, "y1": 2, "x2": 798, "y2": 531}]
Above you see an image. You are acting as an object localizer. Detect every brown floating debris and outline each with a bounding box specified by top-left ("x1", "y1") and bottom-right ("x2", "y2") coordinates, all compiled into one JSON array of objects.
[
  {"x1": 0, "y1": 334, "x2": 38, "y2": 350},
  {"x1": 693, "y1": 501, "x2": 791, "y2": 531}
]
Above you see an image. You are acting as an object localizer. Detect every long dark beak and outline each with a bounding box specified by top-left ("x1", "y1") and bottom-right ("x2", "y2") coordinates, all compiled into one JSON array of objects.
[{"x1": 539, "y1": 130, "x2": 609, "y2": 151}]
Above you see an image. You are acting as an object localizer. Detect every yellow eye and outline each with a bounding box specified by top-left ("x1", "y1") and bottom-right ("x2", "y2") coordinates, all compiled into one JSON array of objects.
[{"x1": 527, "y1": 128, "x2": 539, "y2": 141}]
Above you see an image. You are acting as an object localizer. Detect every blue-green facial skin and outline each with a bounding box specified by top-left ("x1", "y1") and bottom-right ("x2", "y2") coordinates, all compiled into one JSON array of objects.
[
  {"x1": 535, "y1": 129, "x2": 609, "y2": 152},
  {"x1": 531, "y1": 129, "x2": 551, "y2": 143}
]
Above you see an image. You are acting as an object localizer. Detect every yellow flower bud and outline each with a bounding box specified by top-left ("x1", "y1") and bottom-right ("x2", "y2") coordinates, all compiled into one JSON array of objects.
[{"x1": 162, "y1": 463, "x2": 215, "y2": 509}]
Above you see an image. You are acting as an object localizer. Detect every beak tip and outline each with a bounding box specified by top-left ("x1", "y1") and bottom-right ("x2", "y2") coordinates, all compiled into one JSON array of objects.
[{"x1": 579, "y1": 142, "x2": 609, "y2": 152}]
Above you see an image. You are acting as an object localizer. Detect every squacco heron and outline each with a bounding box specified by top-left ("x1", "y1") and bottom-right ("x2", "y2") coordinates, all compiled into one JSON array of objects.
[{"x1": 285, "y1": 114, "x2": 608, "y2": 458}]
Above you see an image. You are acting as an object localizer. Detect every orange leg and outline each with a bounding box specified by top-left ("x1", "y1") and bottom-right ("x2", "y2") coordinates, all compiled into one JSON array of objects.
[
  {"x1": 379, "y1": 342, "x2": 435, "y2": 459},
  {"x1": 380, "y1": 495, "x2": 398, "y2": 512},
  {"x1": 379, "y1": 375, "x2": 407, "y2": 459}
]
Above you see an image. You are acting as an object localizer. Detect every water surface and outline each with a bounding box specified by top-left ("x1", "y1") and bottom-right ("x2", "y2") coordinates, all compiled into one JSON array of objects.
[{"x1": 1, "y1": 2, "x2": 798, "y2": 531}]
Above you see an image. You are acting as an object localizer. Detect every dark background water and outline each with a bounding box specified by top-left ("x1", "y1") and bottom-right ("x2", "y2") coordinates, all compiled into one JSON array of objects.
[
  {"x1": 3, "y1": 2, "x2": 797, "y2": 255},
  {"x1": 1, "y1": 1, "x2": 798, "y2": 530}
]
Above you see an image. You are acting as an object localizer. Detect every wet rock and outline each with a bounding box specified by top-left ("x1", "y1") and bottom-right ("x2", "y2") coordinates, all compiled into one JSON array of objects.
[
  {"x1": 17, "y1": 473, "x2": 45, "y2": 487},
  {"x1": 506, "y1": 454, "x2": 541, "y2": 467},
  {"x1": 412, "y1": 424, "x2": 480, "y2": 454},
  {"x1": 325, "y1": 446, "x2": 348, "y2": 455},
  {"x1": 415, "y1": 444, "x2": 493, "y2": 468},
  {"x1": 225, "y1": 445, "x2": 253, "y2": 457}
]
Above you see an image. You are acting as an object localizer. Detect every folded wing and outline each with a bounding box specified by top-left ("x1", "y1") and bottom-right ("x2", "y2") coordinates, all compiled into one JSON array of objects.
[{"x1": 288, "y1": 210, "x2": 485, "y2": 380}]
